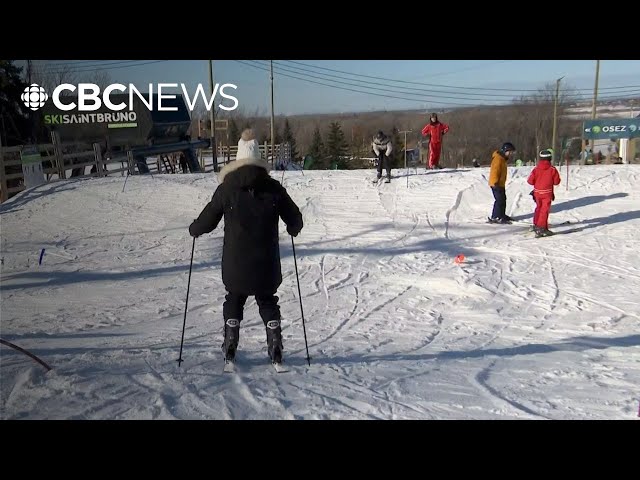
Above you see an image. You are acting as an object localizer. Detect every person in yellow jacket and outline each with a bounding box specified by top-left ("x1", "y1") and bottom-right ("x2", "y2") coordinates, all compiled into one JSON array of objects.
[{"x1": 488, "y1": 142, "x2": 516, "y2": 224}]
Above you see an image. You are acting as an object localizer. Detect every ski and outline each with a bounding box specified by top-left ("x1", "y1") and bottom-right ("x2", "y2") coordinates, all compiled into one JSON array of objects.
[
  {"x1": 272, "y1": 362, "x2": 289, "y2": 373},
  {"x1": 487, "y1": 218, "x2": 572, "y2": 228},
  {"x1": 535, "y1": 226, "x2": 582, "y2": 237},
  {"x1": 527, "y1": 220, "x2": 572, "y2": 228},
  {"x1": 223, "y1": 357, "x2": 289, "y2": 374},
  {"x1": 486, "y1": 217, "x2": 513, "y2": 225},
  {"x1": 523, "y1": 220, "x2": 574, "y2": 236},
  {"x1": 223, "y1": 359, "x2": 236, "y2": 373},
  {"x1": 371, "y1": 176, "x2": 392, "y2": 185}
]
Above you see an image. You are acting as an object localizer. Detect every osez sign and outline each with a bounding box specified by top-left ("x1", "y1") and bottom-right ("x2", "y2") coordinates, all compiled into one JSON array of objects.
[{"x1": 583, "y1": 119, "x2": 640, "y2": 140}]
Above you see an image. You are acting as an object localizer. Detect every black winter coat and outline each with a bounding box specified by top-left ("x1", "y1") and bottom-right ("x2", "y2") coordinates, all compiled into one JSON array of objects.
[{"x1": 189, "y1": 159, "x2": 303, "y2": 296}]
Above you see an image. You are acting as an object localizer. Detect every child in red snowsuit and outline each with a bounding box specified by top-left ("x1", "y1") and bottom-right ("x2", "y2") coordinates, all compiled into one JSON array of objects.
[{"x1": 527, "y1": 149, "x2": 561, "y2": 237}]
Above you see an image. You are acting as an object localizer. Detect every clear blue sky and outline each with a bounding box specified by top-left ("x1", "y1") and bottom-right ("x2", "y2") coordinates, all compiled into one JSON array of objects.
[{"x1": 17, "y1": 60, "x2": 640, "y2": 115}]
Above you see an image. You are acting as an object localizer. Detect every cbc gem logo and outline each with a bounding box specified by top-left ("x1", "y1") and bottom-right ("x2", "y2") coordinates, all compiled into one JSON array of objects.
[{"x1": 21, "y1": 83, "x2": 49, "y2": 111}]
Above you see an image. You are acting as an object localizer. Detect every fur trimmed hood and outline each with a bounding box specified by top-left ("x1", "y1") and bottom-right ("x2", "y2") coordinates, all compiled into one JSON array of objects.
[{"x1": 218, "y1": 156, "x2": 269, "y2": 183}]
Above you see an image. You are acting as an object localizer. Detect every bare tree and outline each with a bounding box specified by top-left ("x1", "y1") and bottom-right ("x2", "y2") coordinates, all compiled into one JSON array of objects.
[
  {"x1": 513, "y1": 81, "x2": 579, "y2": 160},
  {"x1": 53, "y1": 64, "x2": 78, "y2": 87},
  {"x1": 31, "y1": 61, "x2": 78, "y2": 94},
  {"x1": 81, "y1": 70, "x2": 112, "y2": 90}
]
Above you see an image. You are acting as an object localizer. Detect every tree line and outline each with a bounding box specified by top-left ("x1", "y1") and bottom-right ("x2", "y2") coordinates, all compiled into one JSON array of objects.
[{"x1": 205, "y1": 82, "x2": 602, "y2": 168}]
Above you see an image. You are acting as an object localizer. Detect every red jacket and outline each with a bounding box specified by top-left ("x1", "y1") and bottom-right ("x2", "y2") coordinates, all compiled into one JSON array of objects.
[
  {"x1": 421, "y1": 121, "x2": 449, "y2": 144},
  {"x1": 527, "y1": 160, "x2": 560, "y2": 197}
]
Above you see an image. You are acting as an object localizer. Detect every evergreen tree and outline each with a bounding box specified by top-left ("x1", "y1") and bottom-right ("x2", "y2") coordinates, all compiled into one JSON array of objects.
[
  {"x1": 325, "y1": 121, "x2": 348, "y2": 169},
  {"x1": 282, "y1": 118, "x2": 299, "y2": 161},
  {"x1": 228, "y1": 118, "x2": 240, "y2": 145},
  {"x1": 308, "y1": 125, "x2": 325, "y2": 168},
  {"x1": 0, "y1": 60, "x2": 31, "y2": 145}
]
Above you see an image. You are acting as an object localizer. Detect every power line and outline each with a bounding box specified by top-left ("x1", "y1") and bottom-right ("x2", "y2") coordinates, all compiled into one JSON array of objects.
[
  {"x1": 38, "y1": 60, "x2": 146, "y2": 68},
  {"x1": 405, "y1": 61, "x2": 514, "y2": 79},
  {"x1": 33, "y1": 60, "x2": 168, "y2": 77},
  {"x1": 284, "y1": 60, "x2": 640, "y2": 93},
  {"x1": 274, "y1": 61, "x2": 640, "y2": 101},
  {"x1": 237, "y1": 60, "x2": 639, "y2": 112},
  {"x1": 234, "y1": 60, "x2": 478, "y2": 107},
  {"x1": 246, "y1": 60, "x2": 493, "y2": 105},
  {"x1": 273, "y1": 61, "x2": 525, "y2": 99},
  {"x1": 38, "y1": 60, "x2": 168, "y2": 76},
  {"x1": 248, "y1": 60, "x2": 640, "y2": 105}
]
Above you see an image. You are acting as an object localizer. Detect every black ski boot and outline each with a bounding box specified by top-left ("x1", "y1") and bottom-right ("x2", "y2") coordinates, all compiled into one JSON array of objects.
[
  {"x1": 265, "y1": 319, "x2": 283, "y2": 364},
  {"x1": 221, "y1": 318, "x2": 240, "y2": 362}
]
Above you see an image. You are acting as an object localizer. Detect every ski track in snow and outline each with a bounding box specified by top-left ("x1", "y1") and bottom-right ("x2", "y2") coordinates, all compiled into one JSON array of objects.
[{"x1": 1, "y1": 166, "x2": 639, "y2": 419}]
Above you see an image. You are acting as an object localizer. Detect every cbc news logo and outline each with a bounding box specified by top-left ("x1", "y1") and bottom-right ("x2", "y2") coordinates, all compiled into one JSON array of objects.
[{"x1": 21, "y1": 83, "x2": 49, "y2": 111}]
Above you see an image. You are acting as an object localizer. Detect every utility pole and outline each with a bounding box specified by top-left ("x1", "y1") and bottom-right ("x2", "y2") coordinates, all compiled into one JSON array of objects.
[
  {"x1": 400, "y1": 129, "x2": 412, "y2": 188},
  {"x1": 591, "y1": 60, "x2": 600, "y2": 120},
  {"x1": 552, "y1": 76, "x2": 564, "y2": 165},
  {"x1": 580, "y1": 60, "x2": 601, "y2": 178},
  {"x1": 270, "y1": 60, "x2": 275, "y2": 171},
  {"x1": 208, "y1": 60, "x2": 218, "y2": 172},
  {"x1": 27, "y1": 60, "x2": 34, "y2": 143}
]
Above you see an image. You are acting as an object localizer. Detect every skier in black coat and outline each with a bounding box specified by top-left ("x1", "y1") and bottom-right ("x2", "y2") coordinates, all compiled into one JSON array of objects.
[
  {"x1": 372, "y1": 130, "x2": 393, "y2": 182},
  {"x1": 189, "y1": 129, "x2": 303, "y2": 364}
]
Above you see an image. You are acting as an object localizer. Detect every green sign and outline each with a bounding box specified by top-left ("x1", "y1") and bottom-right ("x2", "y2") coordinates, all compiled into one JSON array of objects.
[
  {"x1": 583, "y1": 118, "x2": 640, "y2": 140},
  {"x1": 20, "y1": 145, "x2": 42, "y2": 165},
  {"x1": 107, "y1": 122, "x2": 138, "y2": 129},
  {"x1": 20, "y1": 145, "x2": 46, "y2": 188}
]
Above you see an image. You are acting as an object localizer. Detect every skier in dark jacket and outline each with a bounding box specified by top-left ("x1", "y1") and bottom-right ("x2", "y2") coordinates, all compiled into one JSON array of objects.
[
  {"x1": 372, "y1": 130, "x2": 393, "y2": 182},
  {"x1": 189, "y1": 129, "x2": 303, "y2": 365}
]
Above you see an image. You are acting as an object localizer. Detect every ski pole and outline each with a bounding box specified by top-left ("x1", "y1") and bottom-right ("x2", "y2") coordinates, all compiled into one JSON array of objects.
[
  {"x1": 177, "y1": 236, "x2": 196, "y2": 367},
  {"x1": 291, "y1": 236, "x2": 310, "y2": 366}
]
